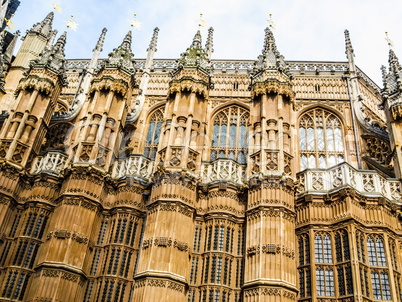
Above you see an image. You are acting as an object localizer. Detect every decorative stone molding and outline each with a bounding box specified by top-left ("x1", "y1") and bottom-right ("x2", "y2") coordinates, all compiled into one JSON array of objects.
[
  {"x1": 167, "y1": 281, "x2": 184, "y2": 292},
  {"x1": 61, "y1": 272, "x2": 78, "y2": 282},
  {"x1": 90, "y1": 76, "x2": 130, "y2": 97},
  {"x1": 42, "y1": 269, "x2": 60, "y2": 278},
  {"x1": 15, "y1": 75, "x2": 55, "y2": 95},
  {"x1": 147, "y1": 279, "x2": 166, "y2": 287},
  {"x1": 173, "y1": 239, "x2": 188, "y2": 252},
  {"x1": 46, "y1": 230, "x2": 89, "y2": 244}
]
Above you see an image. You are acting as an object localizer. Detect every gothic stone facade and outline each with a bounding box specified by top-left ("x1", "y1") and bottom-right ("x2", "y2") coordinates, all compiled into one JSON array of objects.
[{"x1": 0, "y1": 12, "x2": 400, "y2": 302}]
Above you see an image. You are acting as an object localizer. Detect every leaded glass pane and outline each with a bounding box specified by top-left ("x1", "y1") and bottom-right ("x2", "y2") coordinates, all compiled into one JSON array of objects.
[
  {"x1": 323, "y1": 235, "x2": 332, "y2": 263},
  {"x1": 219, "y1": 151, "x2": 225, "y2": 158},
  {"x1": 328, "y1": 155, "x2": 336, "y2": 167},
  {"x1": 301, "y1": 155, "x2": 307, "y2": 170},
  {"x1": 361, "y1": 236, "x2": 366, "y2": 263},
  {"x1": 220, "y1": 125, "x2": 227, "y2": 147},
  {"x1": 306, "y1": 268, "x2": 311, "y2": 296},
  {"x1": 356, "y1": 234, "x2": 361, "y2": 261},
  {"x1": 308, "y1": 155, "x2": 316, "y2": 168},
  {"x1": 365, "y1": 270, "x2": 370, "y2": 297},
  {"x1": 228, "y1": 151, "x2": 235, "y2": 159},
  {"x1": 307, "y1": 128, "x2": 315, "y2": 150},
  {"x1": 381, "y1": 272, "x2": 391, "y2": 300},
  {"x1": 338, "y1": 155, "x2": 344, "y2": 164},
  {"x1": 376, "y1": 238, "x2": 387, "y2": 267},
  {"x1": 153, "y1": 122, "x2": 162, "y2": 145},
  {"x1": 335, "y1": 233, "x2": 342, "y2": 262},
  {"x1": 346, "y1": 266, "x2": 353, "y2": 294},
  {"x1": 319, "y1": 155, "x2": 326, "y2": 168},
  {"x1": 317, "y1": 128, "x2": 324, "y2": 150},
  {"x1": 371, "y1": 271, "x2": 381, "y2": 299},
  {"x1": 146, "y1": 122, "x2": 155, "y2": 145},
  {"x1": 239, "y1": 125, "x2": 246, "y2": 148},
  {"x1": 315, "y1": 235, "x2": 323, "y2": 263},
  {"x1": 237, "y1": 151, "x2": 245, "y2": 164},
  {"x1": 368, "y1": 237, "x2": 377, "y2": 266},
  {"x1": 360, "y1": 268, "x2": 365, "y2": 296},
  {"x1": 212, "y1": 124, "x2": 219, "y2": 147},
  {"x1": 327, "y1": 128, "x2": 334, "y2": 151},
  {"x1": 334, "y1": 127, "x2": 343, "y2": 151},
  {"x1": 299, "y1": 270, "x2": 305, "y2": 298},
  {"x1": 300, "y1": 127, "x2": 306, "y2": 150},
  {"x1": 299, "y1": 238, "x2": 304, "y2": 266},
  {"x1": 316, "y1": 268, "x2": 325, "y2": 296},
  {"x1": 229, "y1": 125, "x2": 237, "y2": 147},
  {"x1": 338, "y1": 267, "x2": 345, "y2": 296},
  {"x1": 211, "y1": 150, "x2": 217, "y2": 161},
  {"x1": 343, "y1": 232, "x2": 350, "y2": 261},
  {"x1": 305, "y1": 235, "x2": 310, "y2": 264},
  {"x1": 325, "y1": 269, "x2": 335, "y2": 296}
]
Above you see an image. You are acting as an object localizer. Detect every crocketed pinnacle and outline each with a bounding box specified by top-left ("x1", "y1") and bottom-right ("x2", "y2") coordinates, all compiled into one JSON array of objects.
[
  {"x1": 94, "y1": 28, "x2": 107, "y2": 52},
  {"x1": 30, "y1": 12, "x2": 54, "y2": 37},
  {"x1": 254, "y1": 27, "x2": 289, "y2": 76},
  {"x1": 389, "y1": 49, "x2": 402, "y2": 73},
  {"x1": 147, "y1": 27, "x2": 159, "y2": 52},
  {"x1": 30, "y1": 31, "x2": 68, "y2": 85},
  {"x1": 205, "y1": 27, "x2": 214, "y2": 58},
  {"x1": 103, "y1": 30, "x2": 135, "y2": 75},
  {"x1": 191, "y1": 30, "x2": 202, "y2": 49},
  {"x1": 344, "y1": 29, "x2": 354, "y2": 56},
  {"x1": 262, "y1": 27, "x2": 277, "y2": 55}
]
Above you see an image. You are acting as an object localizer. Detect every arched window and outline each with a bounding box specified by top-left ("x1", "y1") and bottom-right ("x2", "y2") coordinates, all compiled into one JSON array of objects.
[
  {"x1": 144, "y1": 108, "x2": 164, "y2": 160},
  {"x1": 335, "y1": 230, "x2": 350, "y2": 263},
  {"x1": 367, "y1": 237, "x2": 387, "y2": 267},
  {"x1": 210, "y1": 106, "x2": 249, "y2": 164},
  {"x1": 315, "y1": 234, "x2": 332, "y2": 263},
  {"x1": 299, "y1": 108, "x2": 345, "y2": 170}
]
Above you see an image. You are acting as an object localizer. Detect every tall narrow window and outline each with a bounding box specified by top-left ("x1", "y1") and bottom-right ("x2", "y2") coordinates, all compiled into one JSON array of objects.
[
  {"x1": 315, "y1": 235, "x2": 323, "y2": 263},
  {"x1": 368, "y1": 237, "x2": 377, "y2": 266},
  {"x1": 323, "y1": 235, "x2": 333, "y2": 263},
  {"x1": 219, "y1": 226, "x2": 224, "y2": 251},
  {"x1": 316, "y1": 268, "x2": 325, "y2": 296},
  {"x1": 210, "y1": 106, "x2": 249, "y2": 163},
  {"x1": 213, "y1": 226, "x2": 219, "y2": 250},
  {"x1": 144, "y1": 108, "x2": 164, "y2": 160},
  {"x1": 372, "y1": 271, "x2": 381, "y2": 299},
  {"x1": 376, "y1": 238, "x2": 387, "y2": 267},
  {"x1": 210, "y1": 257, "x2": 216, "y2": 283},
  {"x1": 299, "y1": 109, "x2": 345, "y2": 169},
  {"x1": 216, "y1": 257, "x2": 222, "y2": 284}
]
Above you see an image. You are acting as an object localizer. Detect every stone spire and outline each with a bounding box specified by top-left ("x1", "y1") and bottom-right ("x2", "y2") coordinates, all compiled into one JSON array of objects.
[
  {"x1": 173, "y1": 29, "x2": 211, "y2": 74},
  {"x1": 205, "y1": 27, "x2": 214, "y2": 59},
  {"x1": 3, "y1": 30, "x2": 20, "y2": 65},
  {"x1": 254, "y1": 27, "x2": 289, "y2": 76},
  {"x1": 103, "y1": 30, "x2": 135, "y2": 74},
  {"x1": 30, "y1": 12, "x2": 54, "y2": 38},
  {"x1": 344, "y1": 29, "x2": 356, "y2": 70},
  {"x1": 30, "y1": 31, "x2": 67, "y2": 84},
  {"x1": 147, "y1": 27, "x2": 159, "y2": 52},
  {"x1": 94, "y1": 28, "x2": 107, "y2": 53},
  {"x1": 0, "y1": 31, "x2": 6, "y2": 89},
  {"x1": 389, "y1": 49, "x2": 402, "y2": 73}
]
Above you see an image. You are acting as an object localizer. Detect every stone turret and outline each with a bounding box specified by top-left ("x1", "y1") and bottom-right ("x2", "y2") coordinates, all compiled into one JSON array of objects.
[
  {"x1": 0, "y1": 31, "x2": 67, "y2": 169},
  {"x1": 1, "y1": 12, "x2": 57, "y2": 110},
  {"x1": 204, "y1": 27, "x2": 214, "y2": 60},
  {"x1": 381, "y1": 48, "x2": 402, "y2": 177},
  {"x1": 244, "y1": 27, "x2": 297, "y2": 302}
]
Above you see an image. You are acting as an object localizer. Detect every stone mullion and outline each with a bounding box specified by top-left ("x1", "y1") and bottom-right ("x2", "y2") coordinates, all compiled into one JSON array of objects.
[{"x1": 349, "y1": 224, "x2": 363, "y2": 301}]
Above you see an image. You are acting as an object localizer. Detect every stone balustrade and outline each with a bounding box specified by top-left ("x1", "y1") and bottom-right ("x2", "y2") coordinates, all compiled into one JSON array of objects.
[
  {"x1": 112, "y1": 154, "x2": 154, "y2": 182},
  {"x1": 201, "y1": 159, "x2": 246, "y2": 186},
  {"x1": 31, "y1": 151, "x2": 68, "y2": 175},
  {"x1": 297, "y1": 162, "x2": 402, "y2": 203}
]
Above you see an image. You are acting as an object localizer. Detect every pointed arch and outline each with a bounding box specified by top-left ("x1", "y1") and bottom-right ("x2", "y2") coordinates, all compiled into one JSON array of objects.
[
  {"x1": 209, "y1": 103, "x2": 250, "y2": 163},
  {"x1": 143, "y1": 106, "x2": 165, "y2": 160},
  {"x1": 298, "y1": 107, "x2": 345, "y2": 169}
]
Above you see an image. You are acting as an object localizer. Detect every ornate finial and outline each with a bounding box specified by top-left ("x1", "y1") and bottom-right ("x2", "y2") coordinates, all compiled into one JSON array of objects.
[
  {"x1": 191, "y1": 30, "x2": 202, "y2": 49},
  {"x1": 103, "y1": 30, "x2": 135, "y2": 74},
  {"x1": 128, "y1": 14, "x2": 142, "y2": 29},
  {"x1": 196, "y1": 13, "x2": 207, "y2": 28},
  {"x1": 262, "y1": 27, "x2": 277, "y2": 55},
  {"x1": 389, "y1": 48, "x2": 401, "y2": 73},
  {"x1": 385, "y1": 32, "x2": 394, "y2": 49},
  {"x1": 94, "y1": 28, "x2": 107, "y2": 52},
  {"x1": 344, "y1": 29, "x2": 354, "y2": 55},
  {"x1": 147, "y1": 27, "x2": 159, "y2": 52},
  {"x1": 267, "y1": 14, "x2": 275, "y2": 30},
  {"x1": 55, "y1": 31, "x2": 67, "y2": 50},
  {"x1": 205, "y1": 27, "x2": 214, "y2": 55},
  {"x1": 64, "y1": 15, "x2": 78, "y2": 32}
]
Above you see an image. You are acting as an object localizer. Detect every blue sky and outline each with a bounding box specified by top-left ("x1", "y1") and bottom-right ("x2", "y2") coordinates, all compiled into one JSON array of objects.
[{"x1": 11, "y1": 0, "x2": 402, "y2": 85}]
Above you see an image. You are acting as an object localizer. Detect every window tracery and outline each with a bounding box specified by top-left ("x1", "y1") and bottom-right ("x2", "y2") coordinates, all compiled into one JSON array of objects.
[
  {"x1": 210, "y1": 105, "x2": 249, "y2": 164},
  {"x1": 299, "y1": 108, "x2": 345, "y2": 169},
  {"x1": 144, "y1": 108, "x2": 164, "y2": 160}
]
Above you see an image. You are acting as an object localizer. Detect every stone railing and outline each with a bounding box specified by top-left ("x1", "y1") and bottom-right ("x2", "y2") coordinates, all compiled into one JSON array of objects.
[
  {"x1": 112, "y1": 155, "x2": 154, "y2": 182},
  {"x1": 31, "y1": 151, "x2": 68, "y2": 175},
  {"x1": 297, "y1": 162, "x2": 402, "y2": 203},
  {"x1": 201, "y1": 159, "x2": 246, "y2": 186}
]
